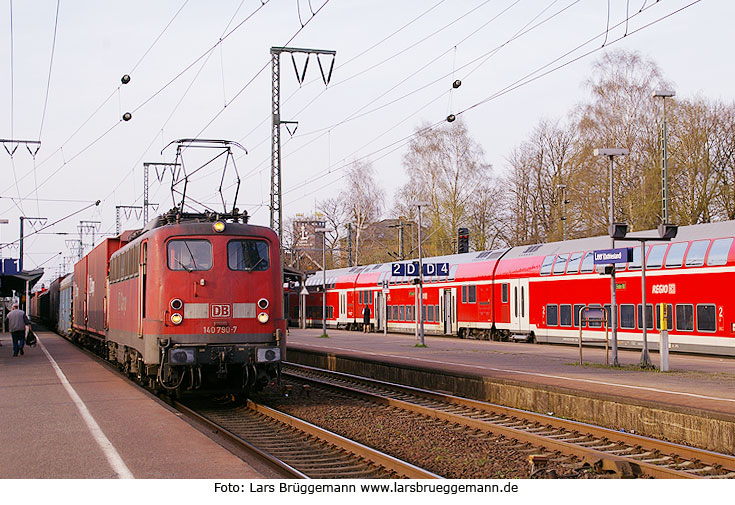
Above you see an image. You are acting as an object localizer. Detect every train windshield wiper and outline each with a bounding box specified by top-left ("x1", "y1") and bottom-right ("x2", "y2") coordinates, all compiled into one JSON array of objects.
[
  {"x1": 244, "y1": 257, "x2": 264, "y2": 272},
  {"x1": 183, "y1": 241, "x2": 199, "y2": 270},
  {"x1": 173, "y1": 257, "x2": 193, "y2": 273}
]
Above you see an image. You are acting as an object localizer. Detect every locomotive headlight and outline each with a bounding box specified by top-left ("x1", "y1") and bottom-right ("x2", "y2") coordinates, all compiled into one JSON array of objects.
[
  {"x1": 257, "y1": 298, "x2": 269, "y2": 310},
  {"x1": 171, "y1": 313, "x2": 183, "y2": 325},
  {"x1": 213, "y1": 221, "x2": 226, "y2": 233},
  {"x1": 170, "y1": 298, "x2": 183, "y2": 311},
  {"x1": 257, "y1": 312, "x2": 269, "y2": 324}
]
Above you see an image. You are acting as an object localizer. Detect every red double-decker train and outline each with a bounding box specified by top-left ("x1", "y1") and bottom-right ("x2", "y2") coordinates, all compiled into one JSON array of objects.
[
  {"x1": 34, "y1": 209, "x2": 285, "y2": 397},
  {"x1": 294, "y1": 220, "x2": 735, "y2": 356}
]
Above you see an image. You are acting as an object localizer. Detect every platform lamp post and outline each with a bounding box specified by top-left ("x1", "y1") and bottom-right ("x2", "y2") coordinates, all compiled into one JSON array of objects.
[
  {"x1": 415, "y1": 202, "x2": 430, "y2": 347},
  {"x1": 616, "y1": 223, "x2": 677, "y2": 368},
  {"x1": 654, "y1": 90, "x2": 675, "y2": 224},
  {"x1": 315, "y1": 227, "x2": 331, "y2": 337},
  {"x1": 594, "y1": 148, "x2": 629, "y2": 367}
]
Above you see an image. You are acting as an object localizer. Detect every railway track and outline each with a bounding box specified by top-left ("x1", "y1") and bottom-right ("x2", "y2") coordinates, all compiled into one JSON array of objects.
[
  {"x1": 281, "y1": 362, "x2": 735, "y2": 479},
  {"x1": 177, "y1": 399, "x2": 441, "y2": 479}
]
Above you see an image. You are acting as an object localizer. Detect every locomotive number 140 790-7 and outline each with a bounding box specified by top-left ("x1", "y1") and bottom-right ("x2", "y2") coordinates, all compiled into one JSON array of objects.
[{"x1": 203, "y1": 325, "x2": 238, "y2": 334}]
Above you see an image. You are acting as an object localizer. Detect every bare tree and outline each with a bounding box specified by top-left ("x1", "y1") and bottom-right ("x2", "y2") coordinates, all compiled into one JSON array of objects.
[
  {"x1": 397, "y1": 118, "x2": 492, "y2": 255},
  {"x1": 342, "y1": 160, "x2": 385, "y2": 264},
  {"x1": 710, "y1": 101, "x2": 735, "y2": 219},
  {"x1": 504, "y1": 118, "x2": 576, "y2": 245},
  {"x1": 572, "y1": 51, "x2": 669, "y2": 233},
  {"x1": 317, "y1": 196, "x2": 349, "y2": 267}
]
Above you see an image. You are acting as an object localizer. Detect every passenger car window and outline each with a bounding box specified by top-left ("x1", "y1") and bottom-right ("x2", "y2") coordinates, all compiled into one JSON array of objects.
[
  {"x1": 559, "y1": 305, "x2": 572, "y2": 326},
  {"x1": 628, "y1": 246, "x2": 650, "y2": 270},
  {"x1": 707, "y1": 238, "x2": 733, "y2": 266},
  {"x1": 228, "y1": 240, "x2": 270, "y2": 271},
  {"x1": 566, "y1": 252, "x2": 583, "y2": 274},
  {"x1": 553, "y1": 254, "x2": 569, "y2": 275},
  {"x1": 546, "y1": 305, "x2": 558, "y2": 326},
  {"x1": 168, "y1": 240, "x2": 212, "y2": 271},
  {"x1": 696, "y1": 304, "x2": 716, "y2": 332},
  {"x1": 540, "y1": 255, "x2": 555, "y2": 276},
  {"x1": 675, "y1": 305, "x2": 694, "y2": 331},
  {"x1": 664, "y1": 242, "x2": 688, "y2": 268},
  {"x1": 637, "y1": 304, "x2": 654, "y2": 329},
  {"x1": 620, "y1": 305, "x2": 635, "y2": 329},
  {"x1": 684, "y1": 240, "x2": 710, "y2": 267},
  {"x1": 573, "y1": 304, "x2": 585, "y2": 327},
  {"x1": 646, "y1": 244, "x2": 668, "y2": 269},
  {"x1": 580, "y1": 252, "x2": 595, "y2": 273}
]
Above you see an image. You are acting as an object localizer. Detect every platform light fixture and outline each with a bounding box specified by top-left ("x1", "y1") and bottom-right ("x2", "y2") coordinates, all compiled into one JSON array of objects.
[
  {"x1": 654, "y1": 90, "x2": 676, "y2": 224},
  {"x1": 414, "y1": 202, "x2": 430, "y2": 347},
  {"x1": 315, "y1": 227, "x2": 332, "y2": 336},
  {"x1": 594, "y1": 148, "x2": 629, "y2": 367}
]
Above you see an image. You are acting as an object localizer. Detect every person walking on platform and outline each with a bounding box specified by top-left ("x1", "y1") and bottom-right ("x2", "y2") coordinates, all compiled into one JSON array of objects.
[
  {"x1": 363, "y1": 305, "x2": 371, "y2": 333},
  {"x1": 7, "y1": 303, "x2": 31, "y2": 357}
]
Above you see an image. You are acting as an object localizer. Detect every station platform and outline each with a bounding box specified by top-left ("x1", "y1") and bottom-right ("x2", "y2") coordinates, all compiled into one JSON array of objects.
[
  {"x1": 0, "y1": 329, "x2": 266, "y2": 479},
  {"x1": 286, "y1": 327, "x2": 735, "y2": 453}
]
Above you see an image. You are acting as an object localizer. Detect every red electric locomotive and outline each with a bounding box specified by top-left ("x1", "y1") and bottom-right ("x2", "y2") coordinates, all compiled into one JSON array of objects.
[
  {"x1": 298, "y1": 220, "x2": 735, "y2": 356},
  {"x1": 73, "y1": 210, "x2": 286, "y2": 396}
]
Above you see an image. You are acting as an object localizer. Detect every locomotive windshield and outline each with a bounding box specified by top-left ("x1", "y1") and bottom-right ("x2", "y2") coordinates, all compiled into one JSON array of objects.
[
  {"x1": 228, "y1": 240, "x2": 269, "y2": 271},
  {"x1": 167, "y1": 239, "x2": 212, "y2": 271}
]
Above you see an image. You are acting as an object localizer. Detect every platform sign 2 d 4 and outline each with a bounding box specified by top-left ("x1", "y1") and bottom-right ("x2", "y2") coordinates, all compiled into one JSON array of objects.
[
  {"x1": 593, "y1": 247, "x2": 633, "y2": 264},
  {"x1": 392, "y1": 262, "x2": 449, "y2": 276}
]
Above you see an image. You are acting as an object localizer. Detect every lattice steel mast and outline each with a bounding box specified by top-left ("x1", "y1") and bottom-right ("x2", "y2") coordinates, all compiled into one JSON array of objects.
[{"x1": 270, "y1": 47, "x2": 335, "y2": 246}]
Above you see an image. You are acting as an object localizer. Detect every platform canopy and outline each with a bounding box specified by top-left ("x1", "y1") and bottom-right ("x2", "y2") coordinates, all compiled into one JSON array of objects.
[
  {"x1": 0, "y1": 268, "x2": 44, "y2": 297},
  {"x1": 283, "y1": 265, "x2": 305, "y2": 285}
]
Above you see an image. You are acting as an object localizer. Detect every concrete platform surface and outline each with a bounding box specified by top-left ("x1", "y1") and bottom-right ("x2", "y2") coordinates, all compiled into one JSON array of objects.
[
  {"x1": 286, "y1": 328, "x2": 735, "y2": 417},
  {"x1": 0, "y1": 330, "x2": 264, "y2": 479}
]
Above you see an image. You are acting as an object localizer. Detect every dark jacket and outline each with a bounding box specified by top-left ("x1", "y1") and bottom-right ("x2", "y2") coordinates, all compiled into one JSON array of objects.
[{"x1": 363, "y1": 306, "x2": 371, "y2": 324}]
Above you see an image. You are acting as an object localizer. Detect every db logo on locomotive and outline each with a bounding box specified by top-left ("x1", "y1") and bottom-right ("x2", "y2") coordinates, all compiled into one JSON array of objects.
[{"x1": 210, "y1": 304, "x2": 232, "y2": 318}]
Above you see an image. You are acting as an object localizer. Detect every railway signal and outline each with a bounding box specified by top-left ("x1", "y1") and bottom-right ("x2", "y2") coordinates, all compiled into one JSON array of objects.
[{"x1": 458, "y1": 228, "x2": 469, "y2": 253}]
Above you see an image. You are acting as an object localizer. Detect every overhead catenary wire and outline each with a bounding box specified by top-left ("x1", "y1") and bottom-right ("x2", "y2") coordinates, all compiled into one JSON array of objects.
[
  {"x1": 0, "y1": 0, "x2": 191, "y2": 197},
  {"x1": 0, "y1": 0, "x2": 273, "y2": 222},
  {"x1": 456, "y1": 0, "x2": 701, "y2": 118},
  {"x1": 37, "y1": 0, "x2": 61, "y2": 141},
  {"x1": 239, "y1": 0, "x2": 577, "y2": 197},
  {"x1": 0, "y1": 199, "x2": 101, "y2": 252},
  {"x1": 280, "y1": 0, "x2": 701, "y2": 206}
]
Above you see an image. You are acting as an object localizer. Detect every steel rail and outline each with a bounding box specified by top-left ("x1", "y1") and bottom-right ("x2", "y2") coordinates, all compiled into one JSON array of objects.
[
  {"x1": 246, "y1": 400, "x2": 442, "y2": 479},
  {"x1": 284, "y1": 362, "x2": 735, "y2": 479},
  {"x1": 173, "y1": 400, "x2": 308, "y2": 479}
]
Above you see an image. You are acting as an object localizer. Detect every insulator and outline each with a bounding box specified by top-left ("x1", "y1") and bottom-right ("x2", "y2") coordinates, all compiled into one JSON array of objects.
[
  {"x1": 447, "y1": 114, "x2": 456, "y2": 123},
  {"x1": 121, "y1": 74, "x2": 131, "y2": 84},
  {"x1": 452, "y1": 79, "x2": 462, "y2": 89},
  {"x1": 122, "y1": 112, "x2": 132, "y2": 121}
]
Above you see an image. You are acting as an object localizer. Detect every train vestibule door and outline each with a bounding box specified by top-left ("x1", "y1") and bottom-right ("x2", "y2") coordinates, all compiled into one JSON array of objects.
[
  {"x1": 339, "y1": 292, "x2": 347, "y2": 324},
  {"x1": 509, "y1": 278, "x2": 530, "y2": 334},
  {"x1": 374, "y1": 291, "x2": 384, "y2": 331},
  {"x1": 440, "y1": 288, "x2": 457, "y2": 335}
]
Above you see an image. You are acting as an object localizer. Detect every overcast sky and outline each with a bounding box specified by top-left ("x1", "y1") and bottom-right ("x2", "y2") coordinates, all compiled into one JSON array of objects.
[{"x1": 0, "y1": 0, "x2": 730, "y2": 286}]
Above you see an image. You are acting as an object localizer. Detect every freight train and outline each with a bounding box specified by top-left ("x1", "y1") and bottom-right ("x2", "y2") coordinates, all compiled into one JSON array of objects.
[
  {"x1": 31, "y1": 209, "x2": 286, "y2": 397},
  {"x1": 294, "y1": 220, "x2": 735, "y2": 356}
]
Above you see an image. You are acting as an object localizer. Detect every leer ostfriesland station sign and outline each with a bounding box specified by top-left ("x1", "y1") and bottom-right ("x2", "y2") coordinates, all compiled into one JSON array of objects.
[{"x1": 593, "y1": 247, "x2": 633, "y2": 264}]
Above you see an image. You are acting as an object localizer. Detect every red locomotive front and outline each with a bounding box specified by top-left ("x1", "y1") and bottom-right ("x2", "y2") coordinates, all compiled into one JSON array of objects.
[{"x1": 107, "y1": 217, "x2": 285, "y2": 396}]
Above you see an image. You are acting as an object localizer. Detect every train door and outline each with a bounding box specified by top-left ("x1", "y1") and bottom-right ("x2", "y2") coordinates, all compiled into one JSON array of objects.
[
  {"x1": 519, "y1": 278, "x2": 529, "y2": 332},
  {"x1": 138, "y1": 242, "x2": 147, "y2": 338},
  {"x1": 510, "y1": 278, "x2": 530, "y2": 333},
  {"x1": 440, "y1": 288, "x2": 457, "y2": 335},
  {"x1": 339, "y1": 292, "x2": 347, "y2": 324},
  {"x1": 374, "y1": 291, "x2": 384, "y2": 331}
]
